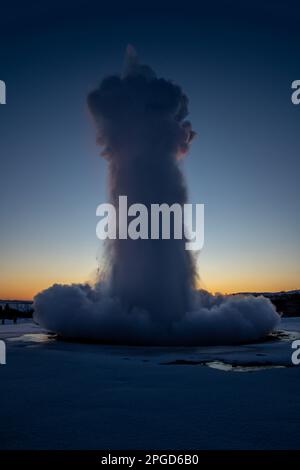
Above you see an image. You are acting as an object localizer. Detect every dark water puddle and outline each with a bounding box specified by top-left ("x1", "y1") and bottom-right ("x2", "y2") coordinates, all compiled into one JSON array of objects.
[{"x1": 161, "y1": 358, "x2": 290, "y2": 372}]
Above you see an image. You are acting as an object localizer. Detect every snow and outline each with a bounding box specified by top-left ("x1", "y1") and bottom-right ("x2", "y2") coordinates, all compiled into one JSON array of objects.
[
  {"x1": 0, "y1": 320, "x2": 43, "y2": 338},
  {"x1": 0, "y1": 318, "x2": 300, "y2": 449}
]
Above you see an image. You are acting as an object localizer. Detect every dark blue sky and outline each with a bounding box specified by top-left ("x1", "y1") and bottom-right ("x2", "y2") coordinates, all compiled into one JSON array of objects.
[{"x1": 0, "y1": 0, "x2": 299, "y2": 298}]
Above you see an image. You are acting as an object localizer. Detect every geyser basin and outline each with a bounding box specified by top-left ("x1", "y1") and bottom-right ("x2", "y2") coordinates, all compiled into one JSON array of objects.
[{"x1": 33, "y1": 47, "x2": 280, "y2": 345}]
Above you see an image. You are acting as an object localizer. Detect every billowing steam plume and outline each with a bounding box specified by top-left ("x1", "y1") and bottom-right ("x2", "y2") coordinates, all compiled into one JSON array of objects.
[{"x1": 34, "y1": 47, "x2": 280, "y2": 345}]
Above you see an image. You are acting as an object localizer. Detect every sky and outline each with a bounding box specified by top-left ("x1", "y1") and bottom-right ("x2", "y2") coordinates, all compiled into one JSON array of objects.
[{"x1": 0, "y1": 0, "x2": 299, "y2": 299}]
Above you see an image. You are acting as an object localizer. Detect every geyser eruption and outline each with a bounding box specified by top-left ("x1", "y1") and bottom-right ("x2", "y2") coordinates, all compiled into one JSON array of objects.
[
  {"x1": 89, "y1": 45, "x2": 196, "y2": 325},
  {"x1": 34, "y1": 47, "x2": 280, "y2": 345}
]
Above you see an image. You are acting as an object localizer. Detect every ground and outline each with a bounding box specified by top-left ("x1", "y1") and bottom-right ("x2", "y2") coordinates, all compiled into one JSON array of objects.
[{"x1": 0, "y1": 318, "x2": 300, "y2": 449}]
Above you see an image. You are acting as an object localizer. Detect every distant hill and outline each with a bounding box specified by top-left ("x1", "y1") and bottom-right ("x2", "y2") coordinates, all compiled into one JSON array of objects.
[
  {"x1": 0, "y1": 291, "x2": 299, "y2": 318},
  {"x1": 0, "y1": 300, "x2": 33, "y2": 311}
]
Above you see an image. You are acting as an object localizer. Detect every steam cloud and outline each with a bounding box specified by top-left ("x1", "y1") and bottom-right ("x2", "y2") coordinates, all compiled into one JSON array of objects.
[{"x1": 34, "y1": 47, "x2": 280, "y2": 345}]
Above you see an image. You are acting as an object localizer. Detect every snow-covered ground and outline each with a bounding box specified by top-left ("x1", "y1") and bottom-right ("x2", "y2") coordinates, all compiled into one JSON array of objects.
[{"x1": 0, "y1": 318, "x2": 300, "y2": 449}]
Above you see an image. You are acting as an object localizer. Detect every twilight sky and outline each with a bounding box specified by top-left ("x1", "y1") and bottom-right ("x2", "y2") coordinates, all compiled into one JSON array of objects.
[{"x1": 0, "y1": 0, "x2": 299, "y2": 299}]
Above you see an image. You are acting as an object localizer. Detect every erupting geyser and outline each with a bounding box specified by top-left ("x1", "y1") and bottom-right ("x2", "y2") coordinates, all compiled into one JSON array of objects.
[{"x1": 34, "y1": 47, "x2": 280, "y2": 345}]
